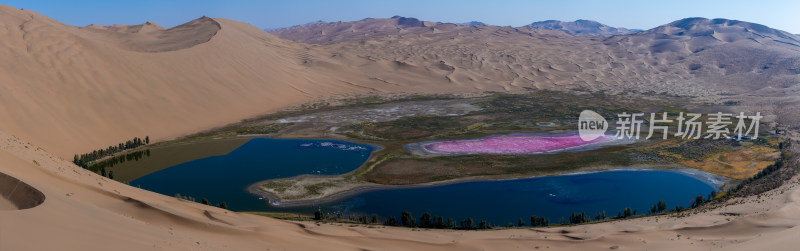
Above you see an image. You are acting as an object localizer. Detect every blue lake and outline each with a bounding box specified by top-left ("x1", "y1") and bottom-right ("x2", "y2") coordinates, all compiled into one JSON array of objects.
[
  {"x1": 131, "y1": 138, "x2": 376, "y2": 211},
  {"x1": 309, "y1": 170, "x2": 715, "y2": 225},
  {"x1": 132, "y1": 138, "x2": 717, "y2": 225}
]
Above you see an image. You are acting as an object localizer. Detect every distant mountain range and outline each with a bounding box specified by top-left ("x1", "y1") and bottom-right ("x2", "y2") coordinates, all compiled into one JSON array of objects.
[
  {"x1": 270, "y1": 16, "x2": 643, "y2": 43},
  {"x1": 268, "y1": 15, "x2": 800, "y2": 104},
  {"x1": 457, "y1": 21, "x2": 487, "y2": 26},
  {"x1": 526, "y1": 19, "x2": 641, "y2": 35}
]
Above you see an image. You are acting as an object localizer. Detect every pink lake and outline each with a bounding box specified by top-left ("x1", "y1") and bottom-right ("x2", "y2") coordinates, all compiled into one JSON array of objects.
[{"x1": 421, "y1": 134, "x2": 617, "y2": 155}]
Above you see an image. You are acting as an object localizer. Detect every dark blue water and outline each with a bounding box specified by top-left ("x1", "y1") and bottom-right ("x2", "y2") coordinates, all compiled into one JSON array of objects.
[
  {"x1": 299, "y1": 170, "x2": 715, "y2": 225},
  {"x1": 133, "y1": 138, "x2": 716, "y2": 225},
  {"x1": 130, "y1": 138, "x2": 375, "y2": 211}
]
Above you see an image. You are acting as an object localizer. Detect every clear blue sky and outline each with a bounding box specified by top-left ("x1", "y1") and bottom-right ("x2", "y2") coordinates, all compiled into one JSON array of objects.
[{"x1": 4, "y1": 0, "x2": 799, "y2": 33}]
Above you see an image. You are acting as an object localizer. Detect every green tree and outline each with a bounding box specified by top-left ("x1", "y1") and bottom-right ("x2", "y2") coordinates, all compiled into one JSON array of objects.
[
  {"x1": 461, "y1": 218, "x2": 474, "y2": 229},
  {"x1": 108, "y1": 170, "x2": 114, "y2": 180},
  {"x1": 530, "y1": 215, "x2": 549, "y2": 227},
  {"x1": 594, "y1": 210, "x2": 606, "y2": 220},
  {"x1": 693, "y1": 195, "x2": 705, "y2": 208},
  {"x1": 145, "y1": 136, "x2": 150, "y2": 144},
  {"x1": 446, "y1": 218, "x2": 456, "y2": 229},
  {"x1": 518, "y1": 218, "x2": 525, "y2": 227},
  {"x1": 569, "y1": 212, "x2": 589, "y2": 224},
  {"x1": 201, "y1": 198, "x2": 209, "y2": 205},
  {"x1": 314, "y1": 209, "x2": 323, "y2": 220},
  {"x1": 217, "y1": 202, "x2": 228, "y2": 209},
  {"x1": 420, "y1": 212, "x2": 432, "y2": 228},
  {"x1": 401, "y1": 211, "x2": 414, "y2": 227},
  {"x1": 384, "y1": 216, "x2": 397, "y2": 226},
  {"x1": 657, "y1": 200, "x2": 667, "y2": 212}
]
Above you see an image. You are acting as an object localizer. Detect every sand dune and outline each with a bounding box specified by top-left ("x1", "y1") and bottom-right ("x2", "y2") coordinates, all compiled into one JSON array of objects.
[
  {"x1": 270, "y1": 16, "x2": 437, "y2": 45},
  {"x1": 279, "y1": 16, "x2": 800, "y2": 102},
  {"x1": 2, "y1": 4, "x2": 800, "y2": 250},
  {"x1": 0, "y1": 5, "x2": 380, "y2": 158}
]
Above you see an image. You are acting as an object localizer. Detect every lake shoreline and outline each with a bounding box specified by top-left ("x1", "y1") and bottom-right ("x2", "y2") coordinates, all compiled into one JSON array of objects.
[{"x1": 247, "y1": 164, "x2": 735, "y2": 208}]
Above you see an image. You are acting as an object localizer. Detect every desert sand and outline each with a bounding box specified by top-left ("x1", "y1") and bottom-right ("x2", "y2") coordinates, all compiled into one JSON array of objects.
[{"x1": 2, "y1": 4, "x2": 800, "y2": 250}]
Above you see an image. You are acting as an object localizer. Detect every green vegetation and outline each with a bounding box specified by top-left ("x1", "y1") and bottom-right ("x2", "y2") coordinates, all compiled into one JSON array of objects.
[
  {"x1": 401, "y1": 211, "x2": 415, "y2": 227},
  {"x1": 662, "y1": 139, "x2": 738, "y2": 161},
  {"x1": 650, "y1": 200, "x2": 667, "y2": 214},
  {"x1": 175, "y1": 194, "x2": 228, "y2": 209},
  {"x1": 724, "y1": 142, "x2": 792, "y2": 196},
  {"x1": 530, "y1": 215, "x2": 550, "y2": 226},
  {"x1": 73, "y1": 136, "x2": 149, "y2": 168},
  {"x1": 594, "y1": 211, "x2": 607, "y2": 221},
  {"x1": 569, "y1": 212, "x2": 589, "y2": 224},
  {"x1": 89, "y1": 149, "x2": 151, "y2": 176},
  {"x1": 245, "y1": 212, "x2": 312, "y2": 221},
  {"x1": 305, "y1": 193, "x2": 721, "y2": 230},
  {"x1": 363, "y1": 146, "x2": 635, "y2": 185}
]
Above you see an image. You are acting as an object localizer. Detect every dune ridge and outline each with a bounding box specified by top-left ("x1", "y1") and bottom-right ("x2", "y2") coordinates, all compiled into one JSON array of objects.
[{"x1": 0, "y1": 5, "x2": 380, "y2": 158}]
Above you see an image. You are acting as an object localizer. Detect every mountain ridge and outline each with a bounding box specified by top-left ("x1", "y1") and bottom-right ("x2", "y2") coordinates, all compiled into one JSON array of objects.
[{"x1": 526, "y1": 19, "x2": 641, "y2": 35}]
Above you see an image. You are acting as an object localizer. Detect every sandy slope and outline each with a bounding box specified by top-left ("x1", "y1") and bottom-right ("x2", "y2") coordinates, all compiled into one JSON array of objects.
[
  {"x1": 2, "y1": 4, "x2": 800, "y2": 250},
  {"x1": 0, "y1": 5, "x2": 380, "y2": 159}
]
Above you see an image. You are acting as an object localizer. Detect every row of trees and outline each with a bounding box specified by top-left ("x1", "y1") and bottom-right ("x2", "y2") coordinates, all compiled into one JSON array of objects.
[
  {"x1": 530, "y1": 215, "x2": 550, "y2": 226},
  {"x1": 99, "y1": 168, "x2": 114, "y2": 180},
  {"x1": 726, "y1": 143, "x2": 790, "y2": 196},
  {"x1": 649, "y1": 200, "x2": 667, "y2": 214},
  {"x1": 174, "y1": 194, "x2": 228, "y2": 209},
  {"x1": 310, "y1": 193, "x2": 721, "y2": 230},
  {"x1": 90, "y1": 149, "x2": 151, "y2": 176},
  {"x1": 73, "y1": 136, "x2": 150, "y2": 168},
  {"x1": 568, "y1": 212, "x2": 590, "y2": 224},
  {"x1": 618, "y1": 207, "x2": 637, "y2": 218}
]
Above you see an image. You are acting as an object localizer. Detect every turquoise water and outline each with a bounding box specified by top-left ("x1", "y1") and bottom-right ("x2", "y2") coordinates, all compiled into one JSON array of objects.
[{"x1": 132, "y1": 138, "x2": 716, "y2": 225}]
